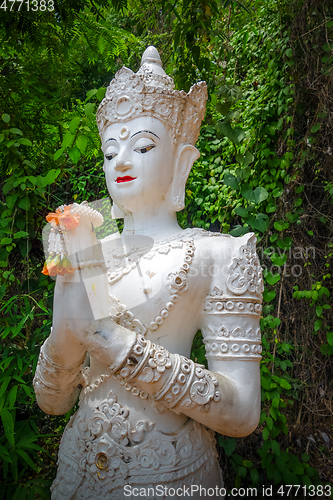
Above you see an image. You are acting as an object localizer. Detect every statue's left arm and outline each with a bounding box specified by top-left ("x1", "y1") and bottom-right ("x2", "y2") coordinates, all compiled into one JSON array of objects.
[{"x1": 78, "y1": 233, "x2": 263, "y2": 437}]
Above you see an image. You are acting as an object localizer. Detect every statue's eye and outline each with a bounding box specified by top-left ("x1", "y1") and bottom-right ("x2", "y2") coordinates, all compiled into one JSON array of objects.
[
  {"x1": 105, "y1": 152, "x2": 117, "y2": 161},
  {"x1": 134, "y1": 145, "x2": 155, "y2": 154}
]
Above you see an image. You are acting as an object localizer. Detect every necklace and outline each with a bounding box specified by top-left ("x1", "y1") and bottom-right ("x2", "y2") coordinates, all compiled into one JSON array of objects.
[{"x1": 107, "y1": 235, "x2": 195, "y2": 336}]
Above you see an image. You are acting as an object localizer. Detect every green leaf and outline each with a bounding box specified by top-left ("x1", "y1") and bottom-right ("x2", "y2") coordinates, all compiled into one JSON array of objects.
[
  {"x1": 85, "y1": 103, "x2": 95, "y2": 116},
  {"x1": 249, "y1": 213, "x2": 269, "y2": 232},
  {"x1": 327, "y1": 331, "x2": 333, "y2": 346},
  {"x1": 18, "y1": 138, "x2": 32, "y2": 146},
  {"x1": 236, "y1": 151, "x2": 254, "y2": 166},
  {"x1": 15, "y1": 449, "x2": 38, "y2": 471},
  {"x1": 272, "y1": 188, "x2": 283, "y2": 198},
  {"x1": 266, "y1": 203, "x2": 276, "y2": 213},
  {"x1": 216, "y1": 102, "x2": 231, "y2": 115},
  {"x1": 234, "y1": 207, "x2": 248, "y2": 217},
  {"x1": 271, "y1": 440, "x2": 280, "y2": 456},
  {"x1": 76, "y1": 135, "x2": 88, "y2": 154},
  {"x1": 219, "y1": 436, "x2": 236, "y2": 456},
  {"x1": 69, "y1": 117, "x2": 81, "y2": 134},
  {"x1": 0, "y1": 444, "x2": 12, "y2": 463},
  {"x1": 98, "y1": 35, "x2": 106, "y2": 54},
  {"x1": 263, "y1": 290, "x2": 276, "y2": 302},
  {"x1": 241, "y1": 184, "x2": 255, "y2": 202},
  {"x1": 217, "y1": 85, "x2": 242, "y2": 103},
  {"x1": 263, "y1": 426, "x2": 270, "y2": 440},
  {"x1": 274, "y1": 220, "x2": 289, "y2": 231},
  {"x1": 7, "y1": 385, "x2": 18, "y2": 408},
  {"x1": 271, "y1": 253, "x2": 287, "y2": 266},
  {"x1": 314, "y1": 318, "x2": 322, "y2": 331},
  {"x1": 62, "y1": 132, "x2": 75, "y2": 149},
  {"x1": 97, "y1": 87, "x2": 106, "y2": 101},
  {"x1": 86, "y1": 89, "x2": 98, "y2": 100},
  {"x1": 238, "y1": 465, "x2": 247, "y2": 477},
  {"x1": 0, "y1": 377, "x2": 11, "y2": 399},
  {"x1": 243, "y1": 460, "x2": 253, "y2": 468},
  {"x1": 2, "y1": 113, "x2": 10, "y2": 123},
  {"x1": 244, "y1": 151, "x2": 255, "y2": 166},
  {"x1": 250, "y1": 468, "x2": 259, "y2": 484},
  {"x1": 217, "y1": 121, "x2": 245, "y2": 144},
  {"x1": 53, "y1": 148, "x2": 64, "y2": 160},
  {"x1": 229, "y1": 225, "x2": 250, "y2": 236},
  {"x1": 254, "y1": 186, "x2": 268, "y2": 203},
  {"x1": 266, "y1": 272, "x2": 280, "y2": 285},
  {"x1": 280, "y1": 379, "x2": 291, "y2": 390},
  {"x1": 224, "y1": 173, "x2": 239, "y2": 190},
  {"x1": 18, "y1": 197, "x2": 30, "y2": 210},
  {"x1": 1, "y1": 409, "x2": 15, "y2": 446},
  {"x1": 310, "y1": 124, "x2": 320, "y2": 133},
  {"x1": 9, "y1": 128, "x2": 23, "y2": 135},
  {"x1": 1, "y1": 237, "x2": 12, "y2": 245},
  {"x1": 45, "y1": 169, "x2": 61, "y2": 186},
  {"x1": 285, "y1": 48, "x2": 293, "y2": 58},
  {"x1": 68, "y1": 147, "x2": 81, "y2": 164},
  {"x1": 266, "y1": 416, "x2": 273, "y2": 430}
]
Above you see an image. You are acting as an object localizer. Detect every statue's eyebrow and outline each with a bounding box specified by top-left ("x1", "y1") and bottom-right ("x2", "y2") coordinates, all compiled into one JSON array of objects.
[
  {"x1": 131, "y1": 130, "x2": 160, "y2": 140},
  {"x1": 105, "y1": 138, "x2": 117, "y2": 144}
]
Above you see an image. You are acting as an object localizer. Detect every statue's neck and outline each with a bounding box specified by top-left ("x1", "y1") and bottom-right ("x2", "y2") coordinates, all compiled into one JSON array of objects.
[{"x1": 122, "y1": 208, "x2": 181, "y2": 239}]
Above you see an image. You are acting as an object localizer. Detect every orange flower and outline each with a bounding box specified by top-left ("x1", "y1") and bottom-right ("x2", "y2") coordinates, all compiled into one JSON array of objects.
[
  {"x1": 47, "y1": 255, "x2": 61, "y2": 276},
  {"x1": 41, "y1": 255, "x2": 76, "y2": 276},
  {"x1": 58, "y1": 257, "x2": 76, "y2": 276},
  {"x1": 46, "y1": 205, "x2": 80, "y2": 230},
  {"x1": 41, "y1": 255, "x2": 53, "y2": 276}
]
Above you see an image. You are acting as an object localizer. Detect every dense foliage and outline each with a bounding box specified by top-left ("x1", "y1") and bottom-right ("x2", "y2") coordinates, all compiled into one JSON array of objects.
[{"x1": 0, "y1": 0, "x2": 332, "y2": 498}]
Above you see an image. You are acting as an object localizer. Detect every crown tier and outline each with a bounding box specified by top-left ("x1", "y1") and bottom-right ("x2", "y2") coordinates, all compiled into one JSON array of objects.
[{"x1": 96, "y1": 46, "x2": 207, "y2": 146}]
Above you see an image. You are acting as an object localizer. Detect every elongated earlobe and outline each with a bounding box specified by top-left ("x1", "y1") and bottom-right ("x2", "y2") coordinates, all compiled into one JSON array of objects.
[{"x1": 169, "y1": 145, "x2": 200, "y2": 212}]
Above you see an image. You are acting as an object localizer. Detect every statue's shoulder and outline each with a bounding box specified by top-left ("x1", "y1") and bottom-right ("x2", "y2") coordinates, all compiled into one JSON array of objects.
[{"x1": 190, "y1": 228, "x2": 257, "y2": 261}]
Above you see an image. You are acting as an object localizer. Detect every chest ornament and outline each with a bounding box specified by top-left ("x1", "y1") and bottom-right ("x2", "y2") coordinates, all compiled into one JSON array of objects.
[{"x1": 107, "y1": 237, "x2": 195, "y2": 336}]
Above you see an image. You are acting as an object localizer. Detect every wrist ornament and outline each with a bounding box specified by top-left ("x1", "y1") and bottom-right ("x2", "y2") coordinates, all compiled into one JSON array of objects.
[
  {"x1": 115, "y1": 334, "x2": 221, "y2": 413},
  {"x1": 33, "y1": 340, "x2": 85, "y2": 398}
]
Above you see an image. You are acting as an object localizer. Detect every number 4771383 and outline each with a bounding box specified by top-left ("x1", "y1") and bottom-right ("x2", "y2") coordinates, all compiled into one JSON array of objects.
[{"x1": 0, "y1": 0, "x2": 54, "y2": 11}]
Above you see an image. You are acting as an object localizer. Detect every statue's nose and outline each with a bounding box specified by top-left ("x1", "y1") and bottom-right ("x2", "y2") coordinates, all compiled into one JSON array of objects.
[{"x1": 115, "y1": 150, "x2": 132, "y2": 171}]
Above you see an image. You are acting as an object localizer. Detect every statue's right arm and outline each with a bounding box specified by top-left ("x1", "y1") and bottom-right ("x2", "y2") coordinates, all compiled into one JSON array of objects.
[{"x1": 33, "y1": 211, "x2": 136, "y2": 415}]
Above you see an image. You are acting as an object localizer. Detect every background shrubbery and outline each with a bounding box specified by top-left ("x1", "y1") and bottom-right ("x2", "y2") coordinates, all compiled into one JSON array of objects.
[{"x1": 0, "y1": 0, "x2": 332, "y2": 498}]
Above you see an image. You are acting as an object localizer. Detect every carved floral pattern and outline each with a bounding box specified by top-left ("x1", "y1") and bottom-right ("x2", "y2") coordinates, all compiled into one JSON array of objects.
[
  {"x1": 203, "y1": 326, "x2": 262, "y2": 361},
  {"x1": 51, "y1": 396, "x2": 217, "y2": 500},
  {"x1": 226, "y1": 235, "x2": 264, "y2": 298}
]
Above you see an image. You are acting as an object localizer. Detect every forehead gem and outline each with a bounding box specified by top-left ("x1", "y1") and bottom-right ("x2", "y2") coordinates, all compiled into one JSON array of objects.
[{"x1": 119, "y1": 126, "x2": 130, "y2": 140}]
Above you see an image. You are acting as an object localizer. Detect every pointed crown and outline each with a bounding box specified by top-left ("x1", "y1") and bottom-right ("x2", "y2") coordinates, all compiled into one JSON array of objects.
[{"x1": 96, "y1": 46, "x2": 207, "y2": 146}]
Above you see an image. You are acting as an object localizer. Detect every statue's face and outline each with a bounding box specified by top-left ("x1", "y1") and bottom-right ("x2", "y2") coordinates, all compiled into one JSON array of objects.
[{"x1": 102, "y1": 117, "x2": 175, "y2": 214}]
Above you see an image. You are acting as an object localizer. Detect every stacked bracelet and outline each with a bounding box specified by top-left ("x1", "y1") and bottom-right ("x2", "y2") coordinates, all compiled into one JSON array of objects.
[
  {"x1": 33, "y1": 341, "x2": 84, "y2": 398},
  {"x1": 116, "y1": 334, "x2": 221, "y2": 413}
]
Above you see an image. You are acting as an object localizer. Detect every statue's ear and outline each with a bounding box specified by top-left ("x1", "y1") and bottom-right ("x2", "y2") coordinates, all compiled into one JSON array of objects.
[
  {"x1": 169, "y1": 144, "x2": 200, "y2": 211},
  {"x1": 111, "y1": 202, "x2": 125, "y2": 219}
]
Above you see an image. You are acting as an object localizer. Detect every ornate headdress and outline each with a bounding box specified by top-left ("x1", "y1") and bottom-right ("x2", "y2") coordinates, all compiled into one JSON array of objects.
[{"x1": 96, "y1": 46, "x2": 207, "y2": 146}]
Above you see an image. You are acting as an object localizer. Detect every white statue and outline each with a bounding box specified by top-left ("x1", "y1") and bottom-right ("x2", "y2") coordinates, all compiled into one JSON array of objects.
[{"x1": 34, "y1": 46, "x2": 263, "y2": 500}]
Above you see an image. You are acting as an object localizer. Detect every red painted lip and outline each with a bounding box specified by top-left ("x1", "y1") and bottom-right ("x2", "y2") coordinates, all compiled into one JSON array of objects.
[{"x1": 116, "y1": 176, "x2": 137, "y2": 183}]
